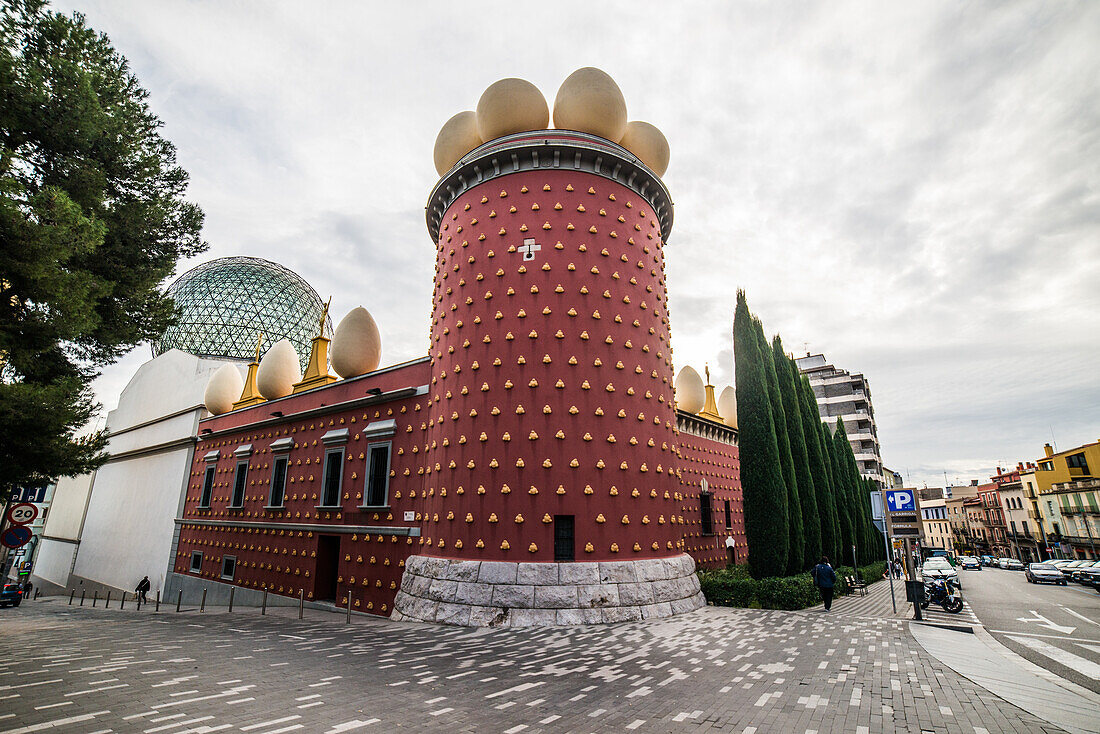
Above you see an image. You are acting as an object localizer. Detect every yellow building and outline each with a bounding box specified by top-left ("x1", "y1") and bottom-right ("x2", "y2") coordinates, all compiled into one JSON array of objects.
[{"x1": 1028, "y1": 440, "x2": 1100, "y2": 559}]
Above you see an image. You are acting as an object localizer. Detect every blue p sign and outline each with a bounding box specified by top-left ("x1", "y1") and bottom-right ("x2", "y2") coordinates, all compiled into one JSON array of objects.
[{"x1": 886, "y1": 490, "x2": 915, "y2": 512}]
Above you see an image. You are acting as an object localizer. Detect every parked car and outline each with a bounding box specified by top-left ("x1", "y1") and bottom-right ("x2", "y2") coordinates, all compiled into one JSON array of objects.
[
  {"x1": 0, "y1": 583, "x2": 23, "y2": 608},
  {"x1": 1080, "y1": 567, "x2": 1100, "y2": 592},
  {"x1": 1057, "y1": 560, "x2": 1091, "y2": 579},
  {"x1": 1004, "y1": 558, "x2": 1025, "y2": 570},
  {"x1": 959, "y1": 556, "x2": 981, "y2": 570},
  {"x1": 921, "y1": 557, "x2": 961, "y2": 587},
  {"x1": 1025, "y1": 563, "x2": 1067, "y2": 585},
  {"x1": 979, "y1": 555, "x2": 995, "y2": 567},
  {"x1": 1070, "y1": 560, "x2": 1100, "y2": 583}
]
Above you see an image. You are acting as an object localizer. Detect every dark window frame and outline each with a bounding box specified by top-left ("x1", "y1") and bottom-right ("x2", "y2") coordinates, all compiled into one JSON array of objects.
[
  {"x1": 554, "y1": 515, "x2": 575, "y2": 561},
  {"x1": 361, "y1": 441, "x2": 391, "y2": 508},
  {"x1": 199, "y1": 465, "x2": 215, "y2": 508},
  {"x1": 267, "y1": 456, "x2": 288, "y2": 509},
  {"x1": 700, "y1": 491, "x2": 714, "y2": 535},
  {"x1": 724, "y1": 499, "x2": 732, "y2": 530},
  {"x1": 319, "y1": 447, "x2": 344, "y2": 508},
  {"x1": 190, "y1": 550, "x2": 203, "y2": 572},
  {"x1": 230, "y1": 461, "x2": 248, "y2": 508},
  {"x1": 221, "y1": 555, "x2": 236, "y2": 580}
]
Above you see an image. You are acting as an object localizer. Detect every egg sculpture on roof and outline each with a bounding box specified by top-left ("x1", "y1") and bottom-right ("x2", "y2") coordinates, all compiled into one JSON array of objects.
[
  {"x1": 619, "y1": 120, "x2": 670, "y2": 176},
  {"x1": 331, "y1": 307, "x2": 382, "y2": 378},
  {"x1": 257, "y1": 339, "x2": 301, "y2": 399},
  {"x1": 552, "y1": 67, "x2": 628, "y2": 143},
  {"x1": 674, "y1": 365, "x2": 706, "y2": 414},
  {"x1": 433, "y1": 110, "x2": 483, "y2": 176},
  {"x1": 718, "y1": 385, "x2": 738, "y2": 429},
  {"x1": 203, "y1": 363, "x2": 244, "y2": 416},
  {"x1": 475, "y1": 78, "x2": 549, "y2": 142}
]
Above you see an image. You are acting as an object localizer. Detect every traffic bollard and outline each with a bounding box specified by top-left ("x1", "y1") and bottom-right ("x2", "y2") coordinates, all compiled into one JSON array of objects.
[
  {"x1": 176, "y1": 589, "x2": 182, "y2": 613},
  {"x1": 261, "y1": 589, "x2": 268, "y2": 615},
  {"x1": 346, "y1": 594, "x2": 352, "y2": 624},
  {"x1": 155, "y1": 590, "x2": 160, "y2": 612},
  {"x1": 120, "y1": 592, "x2": 125, "y2": 610},
  {"x1": 92, "y1": 590, "x2": 98, "y2": 607},
  {"x1": 80, "y1": 589, "x2": 86, "y2": 606},
  {"x1": 298, "y1": 589, "x2": 304, "y2": 620},
  {"x1": 69, "y1": 589, "x2": 74, "y2": 605},
  {"x1": 228, "y1": 587, "x2": 234, "y2": 613},
  {"x1": 105, "y1": 591, "x2": 111, "y2": 608},
  {"x1": 200, "y1": 588, "x2": 207, "y2": 613},
  {"x1": 34, "y1": 588, "x2": 39, "y2": 600}
]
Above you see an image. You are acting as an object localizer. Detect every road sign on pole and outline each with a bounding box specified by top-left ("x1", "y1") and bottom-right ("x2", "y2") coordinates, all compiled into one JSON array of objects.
[
  {"x1": 6, "y1": 503, "x2": 38, "y2": 526},
  {"x1": 1, "y1": 525, "x2": 33, "y2": 549}
]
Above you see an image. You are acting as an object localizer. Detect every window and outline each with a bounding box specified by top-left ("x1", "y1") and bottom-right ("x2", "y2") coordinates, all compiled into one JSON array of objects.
[
  {"x1": 321, "y1": 448, "x2": 344, "y2": 507},
  {"x1": 221, "y1": 555, "x2": 236, "y2": 580},
  {"x1": 200, "y1": 466, "x2": 215, "y2": 508},
  {"x1": 724, "y1": 499, "x2": 732, "y2": 530},
  {"x1": 363, "y1": 443, "x2": 391, "y2": 507},
  {"x1": 190, "y1": 551, "x2": 203, "y2": 572},
  {"x1": 554, "y1": 515, "x2": 575, "y2": 561},
  {"x1": 700, "y1": 491, "x2": 713, "y2": 535},
  {"x1": 230, "y1": 461, "x2": 248, "y2": 508},
  {"x1": 268, "y1": 457, "x2": 288, "y2": 508},
  {"x1": 1067, "y1": 453, "x2": 1090, "y2": 473}
]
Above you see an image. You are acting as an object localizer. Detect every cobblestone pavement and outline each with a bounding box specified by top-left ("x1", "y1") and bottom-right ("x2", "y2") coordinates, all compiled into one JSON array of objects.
[{"x1": 0, "y1": 598, "x2": 1068, "y2": 733}]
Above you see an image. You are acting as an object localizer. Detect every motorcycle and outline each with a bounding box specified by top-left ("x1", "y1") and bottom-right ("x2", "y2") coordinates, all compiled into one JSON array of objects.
[{"x1": 921, "y1": 577, "x2": 964, "y2": 613}]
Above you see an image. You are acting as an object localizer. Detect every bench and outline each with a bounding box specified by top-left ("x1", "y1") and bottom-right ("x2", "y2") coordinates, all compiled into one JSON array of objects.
[{"x1": 845, "y1": 575, "x2": 867, "y2": 596}]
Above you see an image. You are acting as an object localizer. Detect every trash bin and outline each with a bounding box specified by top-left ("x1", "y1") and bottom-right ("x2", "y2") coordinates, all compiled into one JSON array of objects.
[{"x1": 904, "y1": 580, "x2": 925, "y2": 604}]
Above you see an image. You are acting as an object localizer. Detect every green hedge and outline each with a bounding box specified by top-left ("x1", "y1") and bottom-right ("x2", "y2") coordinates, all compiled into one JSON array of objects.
[{"x1": 699, "y1": 561, "x2": 888, "y2": 610}]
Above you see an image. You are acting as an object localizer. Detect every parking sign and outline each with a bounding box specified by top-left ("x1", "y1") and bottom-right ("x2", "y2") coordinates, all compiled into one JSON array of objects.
[{"x1": 885, "y1": 489, "x2": 915, "y2": 513}]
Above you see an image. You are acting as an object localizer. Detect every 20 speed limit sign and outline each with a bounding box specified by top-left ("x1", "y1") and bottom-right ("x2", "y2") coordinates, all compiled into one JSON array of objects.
[{"x1": 6, "y1": 503, "x2": 38, "y2": 526}]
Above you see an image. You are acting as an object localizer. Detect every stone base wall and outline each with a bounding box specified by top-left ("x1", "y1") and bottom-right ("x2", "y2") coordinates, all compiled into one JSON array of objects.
[{"x1": 391, "y1": 553, "x2": 705, "y2": 627}]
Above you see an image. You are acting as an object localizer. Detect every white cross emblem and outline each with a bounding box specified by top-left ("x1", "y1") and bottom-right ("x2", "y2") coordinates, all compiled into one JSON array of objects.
[{"x1": 519, "y1": 238, "x2": 541, "y2": 261}]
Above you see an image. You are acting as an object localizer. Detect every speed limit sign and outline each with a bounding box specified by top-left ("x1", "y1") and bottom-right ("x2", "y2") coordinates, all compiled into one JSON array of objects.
[{"x1": 6, "y1": 503, "x2": 38, "y2": 526}]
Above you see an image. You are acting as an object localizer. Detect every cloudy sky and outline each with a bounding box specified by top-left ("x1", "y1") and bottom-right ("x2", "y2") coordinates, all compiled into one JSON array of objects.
[{"x1": 58, "y1": 0, "x2": 1099, "y2": 489}]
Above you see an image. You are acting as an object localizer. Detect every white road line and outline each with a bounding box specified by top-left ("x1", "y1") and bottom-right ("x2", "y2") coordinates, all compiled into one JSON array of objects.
[
  {"x1": 1060, "y1": 607, "x2": 1100, "y2": 627},
  {"x1": 988, "y1": 629, "x2": 1100, "y2": 644},
  {"x1": 323, "y1": 720, "x2": 379, "y2": 733},
  {"x1": 0, "y1": 710, "x2": 109, "y2": 734},
  {"x1": 240, "y1": 716, "x2": 301, "y2": 731},
  {"x1": 1006, "y1": 634, "x2": 1100, "y2": 680},
  {"x1": 1077, "y1": 642, "x2": 1100, "y2": 656}
]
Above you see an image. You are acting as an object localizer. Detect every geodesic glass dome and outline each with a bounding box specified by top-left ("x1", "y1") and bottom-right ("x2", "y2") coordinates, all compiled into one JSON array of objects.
[{"x1": 152, "y1": 257, "x2": 332, "y2": 371}]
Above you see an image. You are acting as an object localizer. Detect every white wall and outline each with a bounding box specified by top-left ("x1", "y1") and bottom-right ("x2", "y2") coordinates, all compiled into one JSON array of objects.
[
  {"x1": 32, "y1": 539, "x2": 77, "y2": 588},
  {"x1": 41, "y1": 472, "x2": 95, "y2": 542}
]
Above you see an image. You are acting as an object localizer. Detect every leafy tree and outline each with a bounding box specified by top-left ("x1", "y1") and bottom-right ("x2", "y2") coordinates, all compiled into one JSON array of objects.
[
  {"x1": 798, "y1": 374, "x2": 838, "y2": 562},
  {"x1": 830, "y1": 419, "x2": 858, "y2": 566},
  {"x1": 822, "y1": 419, "x2": 853, "y2": 565},
  {"x1": 0, "y1": 0, "x2": 205, "y2": 500},
  {"x1": 734, "y1": 292, "x2": 787, "y2": 578},
  {"x1": 754, "y1": 319, "x2": 802, "y2": 575},
  {"x1": 773, "y1": 338, "x2": 820, "y2": 569}
]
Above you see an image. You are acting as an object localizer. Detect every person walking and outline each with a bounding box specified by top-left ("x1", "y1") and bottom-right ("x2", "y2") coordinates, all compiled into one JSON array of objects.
[
  {"x1": 135, "y1": 576, "x2": 151, "y2": 605},
  {"x1": 812, "y1": 557, "x2": 837, "y2": 611}
]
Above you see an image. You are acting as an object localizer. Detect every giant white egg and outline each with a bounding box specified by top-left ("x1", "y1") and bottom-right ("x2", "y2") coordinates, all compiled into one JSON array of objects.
[
  {"x1": 718, "y1": 385, "x2": 738, "y2": 429},
  {"x1": 619, "y1": 120, "x2": 669, "y2": 176},
  {"x1": 257, "y1": 339, "x2": 301, "y2": 399},
  {"x1": 476, "y1": 78, "x2": 549, "y2": 142},
  {"x1": 433, "y1": 111, "x2": 483, "y2": 176},
  {"x1": 204, "y1": 363, "x2": 244, "y2": 415},
  {"x1": 552, "y1": 67, "x2": 628, "y2": 142},
  {"x1": 674, "y1": 365, "x2": 706, "y2": 414},
  {"x1": 331, "y1": 306, "x2": 381, "y2": 378}
]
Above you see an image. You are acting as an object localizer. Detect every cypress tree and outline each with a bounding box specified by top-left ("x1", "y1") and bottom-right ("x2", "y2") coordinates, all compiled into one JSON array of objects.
[
  {"x1": 734, "y1": 292, "x2": 788, "y2": 578},
  {"x1": 831, "y1": 418, "x2": 866, "y2": 567},
  {"x1": 830, "y1": 419, "x2": 857, "y2": 566},
  {"x1": 773, "y1": 337, "x2": 820, "y2": 570},
  {"x1": 799, "y1": 375, "x2": 838, "y2": 563},
  {"x1": 754, "y1": 319, "x2": 803, "y2": 576},
  {"x1": 824, "y1": 421, "x2": 854, "y2": 566}
]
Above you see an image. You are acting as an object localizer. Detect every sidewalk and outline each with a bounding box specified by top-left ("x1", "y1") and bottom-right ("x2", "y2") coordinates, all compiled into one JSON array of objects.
[
  {"x1": 813, "y1": 576, "x2": 907, "y2": 619},
  {"x1": 912, "y1": 622, "x2": 1100, "y2": 734}
]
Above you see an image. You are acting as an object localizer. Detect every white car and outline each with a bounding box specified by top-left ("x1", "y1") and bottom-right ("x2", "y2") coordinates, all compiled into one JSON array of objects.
[{"x1": 921, "y1": 558, "x2": 961, "y2": 588}]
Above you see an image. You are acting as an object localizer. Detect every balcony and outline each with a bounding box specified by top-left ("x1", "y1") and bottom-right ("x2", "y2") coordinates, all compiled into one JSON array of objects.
[{"x1": 1027, "y1": 508, "x2": 1043, "y2": 521}]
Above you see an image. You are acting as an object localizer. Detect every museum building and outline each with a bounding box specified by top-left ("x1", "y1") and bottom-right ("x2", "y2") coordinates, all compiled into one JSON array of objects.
[{"x1": 168, "y1": 69, "x2": 743, "y2": 626}]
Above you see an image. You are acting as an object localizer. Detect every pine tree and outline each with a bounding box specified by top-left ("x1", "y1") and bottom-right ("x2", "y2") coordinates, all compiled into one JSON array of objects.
[
  {"x1": 831, "y1": 419, "x2": 857, "y2": 566},
  {"x1": 773, "y1": 337, "x2": 820, "y2": 570},
  {"x1": 799, "y1": 375, "x2": 839, "y2": 563},
  {"x1": 734, "y1": 292, "x2": 788, "y2": 578},
  {"x1": 754, "y1": 319, "x2": 803, "y2": 576}
]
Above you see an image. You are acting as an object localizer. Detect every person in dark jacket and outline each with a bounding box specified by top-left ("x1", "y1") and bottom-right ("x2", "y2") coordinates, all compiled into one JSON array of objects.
[
  {"x1": 812, "y1": 557, "x2": 837, "y2": 611},
  {"x1": 135, "y1": 576, "x2": 151, "y2": 604}
]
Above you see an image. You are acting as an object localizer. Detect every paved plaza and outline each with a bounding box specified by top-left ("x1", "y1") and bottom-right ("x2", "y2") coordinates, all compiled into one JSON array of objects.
[{"x1": 0, "y1": 596, "x2": 1072, "y2": 734}]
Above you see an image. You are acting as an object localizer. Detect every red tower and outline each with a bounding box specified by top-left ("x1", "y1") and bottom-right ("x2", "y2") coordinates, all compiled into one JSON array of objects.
[{"x1": 393, "y1": 131, "x2": 705, "y2": 625}]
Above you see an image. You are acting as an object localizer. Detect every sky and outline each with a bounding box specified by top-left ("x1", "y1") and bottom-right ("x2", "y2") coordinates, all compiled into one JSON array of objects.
[{"x1": 56, "y1": 0, "x2": 1100, "y2": 490}]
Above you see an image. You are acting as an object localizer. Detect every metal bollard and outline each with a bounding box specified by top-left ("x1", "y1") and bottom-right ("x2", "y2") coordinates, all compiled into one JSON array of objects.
[
  {"x1": 200, "y1": 588, "x2": 207, "y2": 613},
  {"x1": 80, "y1": 589, "x2": 86, "y2": 606},
  {"x1": 228, "y1": 587, "x2": 235, "y2": 614},
  {"x1": 34, "y1": 588, "x2": 40, "y2": 600},
  {"x1": 69, "y1": 589, "x2": 75, "y2": 605},
  {"x1": 120, "y1": 592, "x2": 125, "y2": 610},
  {"x1": 176, "y1": 589, "x2": 182, "y2": 613},
  {"x1": 298, "y1": 588, "x2": 304, "y2": 620},
  {"x1": 92, "y1": 590, "x2": 98, "y2": 607},
  {"x1": 261, "y1": 589, "x2": 268, "y2": 615},
  {"x1": 105, "y1": 591, "x2": 111, "y2": 609},
  {"x1": 155, "y1": 590, "x2": 160, "y2": 612},
  {"x1": 346, "y1": 594, "x2": 352, "y2": 624}
]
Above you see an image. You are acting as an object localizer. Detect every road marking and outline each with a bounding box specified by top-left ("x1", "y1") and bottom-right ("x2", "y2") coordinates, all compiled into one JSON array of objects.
[
  {"x1": 1077, "y1": 642, "x2": 1100, "y2": 656},
  {"x1": 1015, "y1": 610, "x2": 1075, "y2": 634},
  {"x1": 1005, "y1": 635, "x2": 1100, "y2": 680},
  {"x1": 1059, "y1": 607, "x2": 1100, "y2": 628},
  {"x1": 988, "y1": 629, "x2": 1100, "y2": 644}
]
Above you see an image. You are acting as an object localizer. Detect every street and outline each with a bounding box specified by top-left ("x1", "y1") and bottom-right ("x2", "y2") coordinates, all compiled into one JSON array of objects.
[
  {"x1": 959, "y1": 565, "x2": 1100, "y2": 694},
  {"x1": 0, "y1": 596, "x2": 1066, "y2": 733}
]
